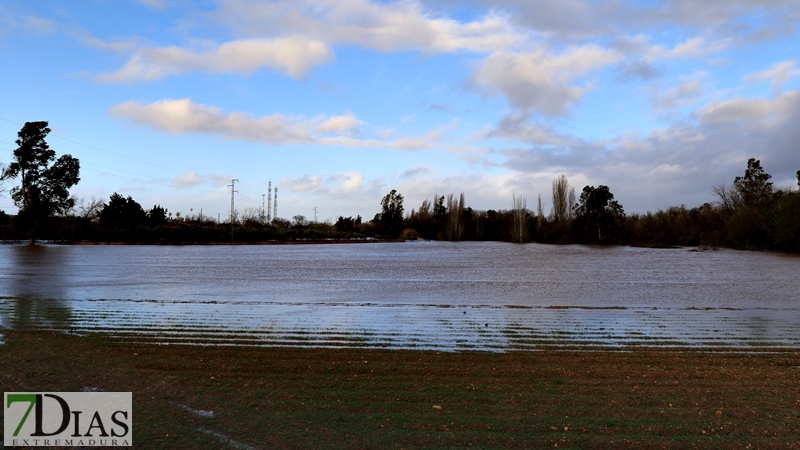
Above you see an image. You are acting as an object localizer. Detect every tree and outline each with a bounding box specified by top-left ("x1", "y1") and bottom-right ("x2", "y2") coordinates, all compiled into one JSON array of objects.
[
  {"x1": 550, "y1": 174, "x2": 575, "y2": 222},
  {"x1": 733, "y1": 158, "x2": 772, "y2": 208},
  {"x1": 1, "y1": 121, "x2": 80, "y2": 244},
  {"x1": 99, "y1": 193, "x2": 147, "y2": 229},
  {"x1": 73, "y1": 196, "x2": 104, "y2": 219},
  {"x1": 147, "y1": 205, "x2": 168, "y2": 226},
  {"x1": 511, "y1": 193, "x2": 528, "y2": 243},
  {"x1": 445, "y1": 192, "x2": 465, "y2": 241},
  {"x1": 573, "y1": 185, "x2": 625, "y2": 243},
  {"x1": 379, "y1": 189, "x2": 404, "y2": 238},
  {"x1": 433, "y1": 195, "x2": 446, "y2": 217}
]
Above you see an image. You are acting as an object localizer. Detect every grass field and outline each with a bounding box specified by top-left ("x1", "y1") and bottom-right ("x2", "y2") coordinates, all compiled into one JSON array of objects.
[{"x1": 2, "y1": 329, "x2": 800, "y2": 449}]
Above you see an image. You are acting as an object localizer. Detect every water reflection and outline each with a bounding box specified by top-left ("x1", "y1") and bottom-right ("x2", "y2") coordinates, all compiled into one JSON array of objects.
[
  {"x1": 0, "y1": 242, "x2": 799, "y2": 350},
  {"x1": 2, "y1": 245, "x2": 73, "y2": 329}
]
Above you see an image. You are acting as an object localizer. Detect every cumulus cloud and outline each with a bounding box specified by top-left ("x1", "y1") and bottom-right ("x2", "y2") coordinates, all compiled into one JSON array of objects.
[
  {"x1": 110, "y1": 98, "x2": 317, "y2": 144},
  {"x1": 97, "y1": 37, "x2": 333, "y2": 82},
  {"x1": 471, "y1": 45, "x2": 621, "y2": 116},
  {"x1": 330, "y1": 172, "x2": 364, "y2": 192},
  {"x1": 110, "y1": 98, "x2": 478, "y2": 152},
  {"x1": 91, "y1": 0, "x2": 526, "y2": 83}
]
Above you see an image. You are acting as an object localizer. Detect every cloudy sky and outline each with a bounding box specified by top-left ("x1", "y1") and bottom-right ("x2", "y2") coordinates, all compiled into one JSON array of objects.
[{"x1": 1, "y1": 0, "x2": 799, "y2": 222}]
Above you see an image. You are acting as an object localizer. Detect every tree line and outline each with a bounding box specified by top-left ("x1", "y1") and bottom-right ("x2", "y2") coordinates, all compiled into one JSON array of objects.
[
  {"x1": 2, "y1": 121, "x2": 799, "y2": 252},
  {"x1": 385, "y1": 159, "x2": 799, "y2": 252}
]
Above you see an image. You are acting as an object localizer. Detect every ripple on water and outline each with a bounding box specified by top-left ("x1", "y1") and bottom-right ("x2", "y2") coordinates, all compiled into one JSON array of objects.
[{"x1": 1, "y1": 242, "x2": 799, "y2": 350}]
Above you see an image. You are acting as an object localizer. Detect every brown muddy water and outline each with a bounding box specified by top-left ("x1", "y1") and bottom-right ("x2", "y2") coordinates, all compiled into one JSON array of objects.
[{"x1": 1, "y1": 241, "x2": 799, "y2": 350}]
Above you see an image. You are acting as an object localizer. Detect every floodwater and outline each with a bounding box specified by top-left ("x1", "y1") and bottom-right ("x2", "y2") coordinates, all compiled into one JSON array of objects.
[{"x1": 1, "y1": 241, "x2": 799, "y2": 350}]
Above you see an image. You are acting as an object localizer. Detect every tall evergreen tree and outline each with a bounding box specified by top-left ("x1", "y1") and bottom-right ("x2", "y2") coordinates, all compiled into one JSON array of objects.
[{"x1": 1, "y1": 121, "x2": 80, "y2": 244}]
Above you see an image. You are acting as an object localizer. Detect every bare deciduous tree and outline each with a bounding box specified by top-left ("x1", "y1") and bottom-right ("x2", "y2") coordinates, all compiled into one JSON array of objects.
[
  {"x1": 445, "y1": 192, "x2": 465, "y2": 241},
  {"x1": 551, "y1": 174, "x2": 575, "y2": 222},
  {"x1": 511, "y1": 193, "x2": 528, "y2": 243},
  {"x1": 537, "y1": 194, "x2": 544, "y2": 228},
  {"x1": 238, "y1": 207, "x2": 261, "y2": 224},
  {"x1": 73, "y1": 196, "x2": 104, "y2": 219},
  {"x1": 712, "y1": 184, "x2": 742, "y2": 213}
]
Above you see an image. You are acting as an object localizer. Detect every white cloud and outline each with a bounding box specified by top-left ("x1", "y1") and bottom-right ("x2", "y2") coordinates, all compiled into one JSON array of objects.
[
  {"x1": 744, "y1": 60, "x2": 800, "y2": 95},
  {"x1": 281, "y1": 175, "x2": 323, "y2": 192},
  {"x1": 317, "y1": 136, "x2": 432, "y2": 150},
  {"x1": 110, "y1": 98, "x2": 481, "y2": 152},
  {"x1": 92, "y1": 0, "x2": 526, "y2": 83},
  {"x1": 97, "y1": 37, "x2": 333, "y2": 82},
  {"x1": 650, "y1": 73, "x2": 707, "y2": 112},
  {"x1": 171, "y1": 171, "x2": 232, "y2": 189},
  {"x1": 694, "y1": 91, "x2": 800, "y2": 123},
  {"x1": 646, "y1": 36, "x2": 731, "y2": 61},
  {"x1": 212, "y1": 0, "x2": 524, "y2": 54},
  {"x1": 171, "y1": 171, "x2": 203, "y2": 188},
  {"x1": 331, "y1": 172, "x2": 364, "y2": 193},
  {"x1": 110, "y1": 98, "x2": 317, "y2": 144},
  {"x1": 485, "y1": 112, "x2": 571, "y2": 145},
  {"x1": 471, "y1": 45, "x2": 621, "y2": 116},
  {"x1": 317, "y1": 113, "x2": 364, "y2": 134}
]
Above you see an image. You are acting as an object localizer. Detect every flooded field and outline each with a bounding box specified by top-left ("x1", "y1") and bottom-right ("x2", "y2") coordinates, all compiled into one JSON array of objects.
[{"x1": 1, "y1": 241, "x2": 799, "y2": 350}]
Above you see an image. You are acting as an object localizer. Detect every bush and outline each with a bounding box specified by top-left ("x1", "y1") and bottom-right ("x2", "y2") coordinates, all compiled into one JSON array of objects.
[{"x1": 401, "y1": 228, "x2": 419, "y2": 241}]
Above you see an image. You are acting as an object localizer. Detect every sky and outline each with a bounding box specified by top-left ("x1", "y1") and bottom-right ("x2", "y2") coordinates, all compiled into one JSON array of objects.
[{"x1": 1, "y1": 0, "x2": 799, "y2": 223}]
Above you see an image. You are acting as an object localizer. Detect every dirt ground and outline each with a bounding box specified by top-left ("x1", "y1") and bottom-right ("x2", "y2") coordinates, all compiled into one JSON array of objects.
[{"x1": 2, "y1": 329, "x2": 800, "y2": 449}]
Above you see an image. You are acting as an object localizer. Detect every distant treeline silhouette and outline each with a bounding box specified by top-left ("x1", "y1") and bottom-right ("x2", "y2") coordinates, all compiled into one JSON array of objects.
[{"x1": 1, "y1": 158, "x2": 798, "y2": 252}]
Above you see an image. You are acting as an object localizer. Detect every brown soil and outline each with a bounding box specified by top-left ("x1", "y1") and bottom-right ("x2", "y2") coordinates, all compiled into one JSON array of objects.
[{"x1": 2, "y1": 329, "x2": 800, "y2": 449}]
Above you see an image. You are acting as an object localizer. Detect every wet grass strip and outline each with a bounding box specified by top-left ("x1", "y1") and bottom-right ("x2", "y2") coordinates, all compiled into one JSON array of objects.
[{"x1": 2, "y1": 329, "x2": 800, "y2": 449}]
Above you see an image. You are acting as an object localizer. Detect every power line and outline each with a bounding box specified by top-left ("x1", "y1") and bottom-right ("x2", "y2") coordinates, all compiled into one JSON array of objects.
[
  {"x1": 0, "y1": 117, "x2": 223, "y2": 182},
  {"x1": 3, "y1": 145, "x2": 224, "y2": 193},
  {"x1": 81, "y1": 168, "x2": 222, "y2": 193}
]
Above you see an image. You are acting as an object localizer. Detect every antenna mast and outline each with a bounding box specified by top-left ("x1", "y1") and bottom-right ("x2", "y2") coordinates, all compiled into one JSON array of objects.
[
  {"x1": 228, "y1": 179, "x2": 239, "y2": 241},
  {"x1": 267, "y1": 181, "x2": 272, "y2": 222},
  {"x1": 273, "y1": 187, "x2": 278, "y2": 220}
]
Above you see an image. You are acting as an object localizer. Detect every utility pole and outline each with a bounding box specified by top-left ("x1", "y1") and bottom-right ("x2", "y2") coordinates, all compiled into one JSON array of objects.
[
  {"x1": 228, "y1": 179, "x2": 239, "y2": 241},
  {"x1": 267, "y1": 181, "x2": 272, "y2": 222},
  {"x1": 261, "y1": 193, "x2": 266, "y2": 222},
  {"x1": 273, "y1": 187, "x2": 278, "y2": 220},
  {"x1": 313, "y1": 206, "x2": 318, "y2": 223}
]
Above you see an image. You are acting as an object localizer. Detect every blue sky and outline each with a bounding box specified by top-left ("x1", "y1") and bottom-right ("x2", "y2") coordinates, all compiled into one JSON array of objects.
[{"x1": 1, "y1": 0, "x2": 799, "y2": 223}]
